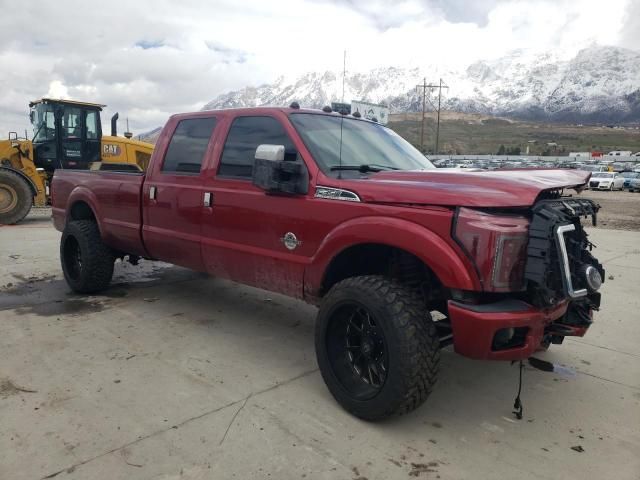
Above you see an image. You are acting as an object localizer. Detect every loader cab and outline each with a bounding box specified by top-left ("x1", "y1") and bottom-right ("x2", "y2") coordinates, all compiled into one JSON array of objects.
[{"x1": 29, "y1": 98, "x2": 103, "y2": 172}]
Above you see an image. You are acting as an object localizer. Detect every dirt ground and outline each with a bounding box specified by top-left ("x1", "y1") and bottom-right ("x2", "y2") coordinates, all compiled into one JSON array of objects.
[{"x1": 577, "y1": 189, "x2": 640, "y2": 231}]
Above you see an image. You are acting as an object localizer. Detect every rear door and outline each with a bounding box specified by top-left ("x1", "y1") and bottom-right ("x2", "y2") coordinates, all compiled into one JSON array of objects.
[{"x1": 142, "y1": 115, "x2": 218, "y2": 271}]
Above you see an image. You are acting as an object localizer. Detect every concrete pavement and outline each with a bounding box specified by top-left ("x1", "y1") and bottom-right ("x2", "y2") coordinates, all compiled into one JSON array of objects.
[{"x1": 1, "y1": 216, "x2": 639, "y2": 480}]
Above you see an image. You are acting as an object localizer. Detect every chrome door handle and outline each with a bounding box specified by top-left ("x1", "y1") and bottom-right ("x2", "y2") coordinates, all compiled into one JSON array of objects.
[
  {"x1": 149, "y1": 186, "x2": 157, "y2": 200},
  {"x1": 203, "y1": 192, "x2": 213, "y2": 207}
]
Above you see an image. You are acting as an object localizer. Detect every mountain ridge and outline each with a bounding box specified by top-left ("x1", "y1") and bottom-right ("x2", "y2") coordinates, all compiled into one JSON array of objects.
[{"x1": 202, "y1": 46, "x2": 640, "y2": 123}]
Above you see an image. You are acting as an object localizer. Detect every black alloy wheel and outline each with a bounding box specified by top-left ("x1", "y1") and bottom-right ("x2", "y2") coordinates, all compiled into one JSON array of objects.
[
  {"x1": 326, "y1": 302, "x2": 389, "y2": 400},
  {"x1": 315, "y1": 275, "x2": 440, "y2": 420},
  {"x1": 62, "y1": 235, "x2": 83, "y2": 281}
]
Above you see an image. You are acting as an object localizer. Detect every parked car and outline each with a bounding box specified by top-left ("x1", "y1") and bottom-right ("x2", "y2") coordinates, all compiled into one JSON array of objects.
[
  {"x1": 628, "y1": 177, "x2": 640, "y2": 192},
  {"x1": 51, "y1": 106, "x2": 605, "y2": 420},
  {"x1": 581, "y1": 164, "x2": 608, "y2": 173},
  {"x1": 620, "y1": 171, "x2": 640, "y2": 189},
  {"x1": 588, "y1": 172, "x2": 625, "y2": 190}
]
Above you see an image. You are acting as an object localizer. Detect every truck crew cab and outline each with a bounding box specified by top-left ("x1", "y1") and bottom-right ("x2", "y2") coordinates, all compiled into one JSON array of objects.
[{"x1": 51, "y1": 106, "x2": 604, "y2": 420}]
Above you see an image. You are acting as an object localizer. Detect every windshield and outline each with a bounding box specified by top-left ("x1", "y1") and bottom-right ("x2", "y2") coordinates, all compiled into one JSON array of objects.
[
  {"x1": 620, "y1": 172, "x2": 638, "y2": 178},
  {"x1": 289, "y1": 113, "x2": 434, "y2": 174},
  {"x1": 31, "y1": 103, "x2": 56, "y2": 142},
  {"x1": 592, "y1": 172, "x2": 614, "y2": 178}
]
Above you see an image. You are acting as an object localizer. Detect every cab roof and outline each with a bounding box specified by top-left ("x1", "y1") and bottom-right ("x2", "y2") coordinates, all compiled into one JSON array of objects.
[
  {"x1": 187, "y1": 106, "x2": 384, "y2": 125},
  {"x1": 29, "y1": 98, "x2": 106, "y2": 109}
]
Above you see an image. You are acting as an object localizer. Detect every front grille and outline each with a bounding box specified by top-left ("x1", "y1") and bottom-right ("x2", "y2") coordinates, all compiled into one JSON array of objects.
[
  {"x1": 589, "y1": 181, "x2": 598, "y2": 188},
  {"x1": 525, "y1": 198, "x2": 603, "y2": 307}
]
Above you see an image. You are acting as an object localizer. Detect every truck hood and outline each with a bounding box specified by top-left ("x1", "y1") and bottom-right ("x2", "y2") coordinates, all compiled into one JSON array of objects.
[{"x1": 334, "y1": 169, "x2": 590, "y2": 208}]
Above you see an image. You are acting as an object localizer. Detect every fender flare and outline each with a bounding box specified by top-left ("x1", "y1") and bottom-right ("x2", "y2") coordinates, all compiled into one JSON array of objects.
[
  {"x1": 66, "y1": 186, "x2": 104, "y2": 234},
  {"x1": 304, "y1": 216, "x2": 479, "y2": 297},
  {"x1": 0, "y1": 166, "x2": 38, "y2": 196}
]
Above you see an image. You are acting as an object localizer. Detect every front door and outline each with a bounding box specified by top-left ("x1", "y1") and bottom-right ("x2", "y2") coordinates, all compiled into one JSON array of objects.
[
  {"x1": 59, "y1": 106, "x2": 86, "y2": 169},
  {"x1": 201, "y1": 114, "x2": 313, "y2": 298},
  {"x1": 143, "y1": 115, "x2": 218, "y2": 271}
]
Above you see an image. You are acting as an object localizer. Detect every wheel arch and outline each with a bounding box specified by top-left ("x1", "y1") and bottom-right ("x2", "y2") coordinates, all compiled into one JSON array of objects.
[
  {"x1": 65, "y1": 187, "x2": 103, "y2": 234},
  {"x1": 304, "y1": 216, "x2": 479, "y2": 300},
  {"x1": 68, "y1": 200, "x2": 97, "y2": 223}
]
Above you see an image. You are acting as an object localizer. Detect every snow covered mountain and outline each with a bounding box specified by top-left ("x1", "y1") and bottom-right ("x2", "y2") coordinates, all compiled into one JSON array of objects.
[{"x1": 202, "y1": 46, "x2": 640, "y2": 123}]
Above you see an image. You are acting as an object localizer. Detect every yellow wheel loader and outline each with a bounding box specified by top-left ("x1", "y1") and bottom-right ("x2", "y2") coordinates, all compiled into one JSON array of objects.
[{"x1": 0, "y1": 98, "x2": 154, "y2": 224}]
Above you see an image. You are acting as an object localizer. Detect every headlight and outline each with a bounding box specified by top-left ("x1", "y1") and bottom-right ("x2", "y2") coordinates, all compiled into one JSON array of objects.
[
  {"x1": 582, "y1": 265, "x2": 602, "y2": 292},
  {"x1": 453, "y1": 208, "x2": 529, "y2": 292}
]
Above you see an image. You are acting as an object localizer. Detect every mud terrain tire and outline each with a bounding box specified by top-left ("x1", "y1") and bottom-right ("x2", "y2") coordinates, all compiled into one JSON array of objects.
[
  {"x1": 315, "y1": 275, "x2": 440, "y2": 421},
  {"x1": 60, "y1": 220, "x2": 114, "y2": 293}
]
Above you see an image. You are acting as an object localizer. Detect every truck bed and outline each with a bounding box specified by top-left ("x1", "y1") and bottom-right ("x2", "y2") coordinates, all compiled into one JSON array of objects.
[{"x1": 52, "y1": 170, "x2": 148, "y2": 257}]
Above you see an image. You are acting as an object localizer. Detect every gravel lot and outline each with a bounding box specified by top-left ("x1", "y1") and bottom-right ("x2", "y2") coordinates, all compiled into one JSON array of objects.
[
  {"x1": 1, "y1": 208, "x2": 639, "y2": 480},
  {"x1": 579, "y1": 189, "x2": 640, "y2": 231}
]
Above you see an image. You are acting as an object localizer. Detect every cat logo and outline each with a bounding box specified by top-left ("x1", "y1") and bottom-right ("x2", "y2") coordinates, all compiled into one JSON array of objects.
[{"x1": 103, "y1": 144, "x2": 121, "y2": 156}]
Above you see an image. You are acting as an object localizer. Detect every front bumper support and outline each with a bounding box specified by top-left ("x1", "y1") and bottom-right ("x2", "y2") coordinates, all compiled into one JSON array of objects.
[{"x1": 448, "y1": 299, "x2": 589, "y2": 360}]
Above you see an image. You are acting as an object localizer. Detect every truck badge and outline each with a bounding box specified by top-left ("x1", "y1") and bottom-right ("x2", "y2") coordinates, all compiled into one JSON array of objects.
[{"x1": 281, "y1": 232, "x2": 301, "y2": 250}]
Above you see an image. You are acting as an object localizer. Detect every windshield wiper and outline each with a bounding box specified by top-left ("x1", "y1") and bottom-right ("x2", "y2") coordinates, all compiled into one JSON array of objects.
[{"x1": 330, "y1": 164, "x2": 398, "y2": 173}]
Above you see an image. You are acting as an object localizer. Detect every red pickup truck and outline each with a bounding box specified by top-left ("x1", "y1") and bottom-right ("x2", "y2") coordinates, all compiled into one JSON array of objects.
[{"x1": 52, "y1": 106, "x2": 604, "y2": 420}]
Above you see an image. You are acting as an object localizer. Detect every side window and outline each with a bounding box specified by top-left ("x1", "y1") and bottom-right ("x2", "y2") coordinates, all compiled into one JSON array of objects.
[
  {"x1": 33, "y1": 107, "x2": 56, "y2": 142},
  {"x1": 218, "y1": 116, "x2": 296, "y2": 178},
  {"x1": 86, "y1": 111, "x2": 98, "y2": 140},
  {"x1": 161, "y1": 117, "x2": 217, "y2": 174},
  {"x1": 135, "y1": 150, "x2": 152, "y2": 171}
]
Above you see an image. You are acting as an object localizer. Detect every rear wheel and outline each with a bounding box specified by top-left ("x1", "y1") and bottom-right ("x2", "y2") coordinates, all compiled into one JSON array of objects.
[
  {"x1": 315, "y1": 275, "x2": 440, "y2": 421},
  {"x1": 60, "y1": 220, "x2": 115, "y2": 293},
  {"x1": 0, "y1": 169, "x2": 33, "y2": 225}
]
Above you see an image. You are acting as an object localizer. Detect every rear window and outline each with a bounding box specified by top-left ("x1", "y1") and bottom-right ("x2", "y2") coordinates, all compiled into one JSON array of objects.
[{"x1": 161, "y1": 117, "x2": 217, "y2": 174}]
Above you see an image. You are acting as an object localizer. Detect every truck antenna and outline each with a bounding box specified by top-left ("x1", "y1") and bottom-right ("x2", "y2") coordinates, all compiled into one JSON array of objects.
[
  {"x1": 342, "y1": 50, "x2": 347, "y2": 103},
  {"x1": 338, "y1": 114, "x2": 344, "y2": 179}
]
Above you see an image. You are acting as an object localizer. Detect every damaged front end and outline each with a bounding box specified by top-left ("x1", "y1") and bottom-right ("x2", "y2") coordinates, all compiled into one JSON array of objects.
[
  {"x1": 448, "y1": 194, "x2": 605, "y2": 361},
  {"x1": 525, "y1": 198, "x2": 604, "y2": 348}
]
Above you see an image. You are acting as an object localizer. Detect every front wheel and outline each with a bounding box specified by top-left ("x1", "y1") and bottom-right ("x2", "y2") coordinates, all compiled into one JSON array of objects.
[
  {"x1": 315, "y1": 275, "x2": 440, "y2": 421},
  {"x1": 0, "y1": 169, "x2": 33, "y2": 225},
  {"x1": 60, "y1": 220, "x2": 115, "y2": 293}
]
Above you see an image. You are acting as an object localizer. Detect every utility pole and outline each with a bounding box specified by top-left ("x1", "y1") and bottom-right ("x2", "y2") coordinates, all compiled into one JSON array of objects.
[
  {"x1": 416, "y1": 77, "x2": 430, "y2": 153},
  {"x1": 434, "y1": 78, "x2": 448, "y2": 154},
  {"x1": 416, "y1": 78, "x2": 427, "y2": 152},
  {"x1": 416, "y1": 78, "x2": 448, "y2": 153}
]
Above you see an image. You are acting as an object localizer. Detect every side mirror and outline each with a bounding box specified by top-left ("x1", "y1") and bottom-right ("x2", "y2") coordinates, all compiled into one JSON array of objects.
[
  {"x1": 8, "y1": 131, "x2": 19, "y2": 148},
  {"x1": 255, "y1": 144, "x2": 285, "y2": 162},
  {"x1": 252, "y1": 144, "x2": 308, "y2": 195}
]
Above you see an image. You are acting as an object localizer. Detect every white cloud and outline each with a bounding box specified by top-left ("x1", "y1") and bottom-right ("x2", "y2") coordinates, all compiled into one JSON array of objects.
[
  {"x1": 0, "y1": 0, "x2": 636, "y2": 135},
  {"x1": 46, "y1": 80, "x2": 69, "y2": 99}
]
